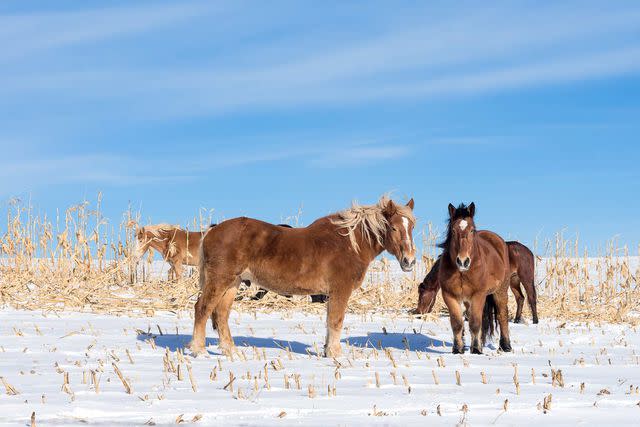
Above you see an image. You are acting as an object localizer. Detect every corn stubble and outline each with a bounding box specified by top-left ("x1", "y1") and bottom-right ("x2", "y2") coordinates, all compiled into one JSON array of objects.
[{"x1": 0, "y1": 196, "x2": 638, "y2": 325}]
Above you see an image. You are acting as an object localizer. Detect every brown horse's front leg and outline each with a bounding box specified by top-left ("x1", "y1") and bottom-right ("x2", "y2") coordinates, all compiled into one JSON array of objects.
[
  {"x1": 442, "y1": 290, "x2": 465, "y2": 354},
  {"x1": 494, "y1": 288, "x2": 512, "y2": 352},
  {"x1": 468, "y1": 294, "x2": 486, "y2": 354},
  {"x1": 324, "y1": 288, "x2": 352, "y2": 357}
]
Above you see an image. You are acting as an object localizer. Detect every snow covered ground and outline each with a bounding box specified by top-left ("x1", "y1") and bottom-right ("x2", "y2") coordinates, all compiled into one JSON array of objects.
[{"x1": 1, "y1": 309, "x2": 640, "y2": 426}]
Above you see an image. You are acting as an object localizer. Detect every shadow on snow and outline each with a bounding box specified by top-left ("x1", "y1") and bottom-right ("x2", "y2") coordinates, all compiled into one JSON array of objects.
[
  {"x1": 136, "y1": 333, "x2": 313, "y2": 355},
  {"x1": 136, "y1": 330, "x2": 453, "y2": 356},
  {"x1": 342, "y1": 332, "x2": 451, "y2": 353}
]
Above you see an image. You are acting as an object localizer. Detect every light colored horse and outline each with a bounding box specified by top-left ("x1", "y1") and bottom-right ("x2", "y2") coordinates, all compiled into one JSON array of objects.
[{"x1": 135, "y1": 224, "x2": 203, "y2": 280}]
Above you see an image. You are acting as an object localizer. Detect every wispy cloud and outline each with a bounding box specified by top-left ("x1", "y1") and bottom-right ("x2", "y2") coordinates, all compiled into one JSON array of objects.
[
  {"x1": 2, "y1": 2, "x2": 639, "y2": 120},
  {"x1": 0, "y1": 153, "x2": 195, "y2": 197},
  {"x1": 307, "y1": 144, "x2": 410, "y2": 167},
  {"x1": 0, "y1": 139, "x2": 410, "y2": 197},
  {"x1": 0, "y1": 3, "x2": 213, "y2": 62}
]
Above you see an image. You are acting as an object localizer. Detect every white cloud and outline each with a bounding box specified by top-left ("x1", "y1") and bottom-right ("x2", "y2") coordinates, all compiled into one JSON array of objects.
[
  {"x1": 308, "y1": 144, "x2": 410, "y2": 167},
  {"x1": 0, "y1": 3, "x2": 213, "y2": 62},
  {"x1": 0, "y1": 139, "x2": 410, "y2": 196},
  {"x1": 1, "y1": 2, "x2": 639, "y2": 120}
]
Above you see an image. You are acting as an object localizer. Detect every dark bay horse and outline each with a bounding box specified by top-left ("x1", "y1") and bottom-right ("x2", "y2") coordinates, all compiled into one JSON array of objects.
[
  {"x1": 437, "y1": 203, "x2": 512, "y2": 354},
  {"x1": 416, "y1": 241, "x2": 538, "y2": 324},
  {"x1": 189, "y1": 196, "x2": 417, "y2": 357}
]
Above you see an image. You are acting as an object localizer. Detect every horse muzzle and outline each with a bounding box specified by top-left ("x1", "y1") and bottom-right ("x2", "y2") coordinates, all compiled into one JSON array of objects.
[
  {"x1": 456, "y1": 256, "x2": 471, "y2": 272},
  {"x1": 400, "y1": 256, "x2": 416, "y2": 272}
]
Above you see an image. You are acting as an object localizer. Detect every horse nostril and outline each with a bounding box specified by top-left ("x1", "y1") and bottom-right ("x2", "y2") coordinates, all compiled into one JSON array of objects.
[
  {"x1": 464, "y1": 258, "x2": 471, "y2": 268},
  {"x1": 402, "y1": 257, "x2": 409, "y2": 265},
  {"x1": 456, "y1": 257, "x2": 463, "y2": 267}
]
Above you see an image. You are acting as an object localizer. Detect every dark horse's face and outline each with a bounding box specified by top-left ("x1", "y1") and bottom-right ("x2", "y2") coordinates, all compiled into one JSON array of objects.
[
  {"x1": 447, "y1": 202, "x2": 476, "y2": 272},
  {"x1": 384, "y1": 198, "x2": 416, "y2": 272}
]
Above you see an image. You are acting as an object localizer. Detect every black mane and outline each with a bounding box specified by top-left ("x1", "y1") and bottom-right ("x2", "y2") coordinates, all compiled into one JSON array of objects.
[{"x1": 437, "y1": 203, "x2": 473, "y2": 251}]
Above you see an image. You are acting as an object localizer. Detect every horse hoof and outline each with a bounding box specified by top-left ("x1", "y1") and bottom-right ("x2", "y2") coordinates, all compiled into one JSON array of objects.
[
  {"x1": 452, "y1": 347, "x2": 465, "y2": 354},
  {"x1": 499, "y1": 344, "x2": 512, "y2": 352},
  {"x1": 324, "y1": 348, "x2": 343, "y2": 358},
  {"x1": 218, "y1": 344, "x2": 235, "y2": 356},
  {"x1": 471, "y1": 347, "x2": 483, "y2": 355},
  {"x1": 188, "y1": 343, "x2": 208, "y2": 357},
  {"x1": 533, "y1": 318, "x2": 539, "y2": 324},
  {"x1": 513, "y1": 317, "x2": 522, "y2": 324}
]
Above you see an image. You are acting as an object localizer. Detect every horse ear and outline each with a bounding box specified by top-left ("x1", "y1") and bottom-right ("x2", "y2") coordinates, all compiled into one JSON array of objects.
[
  {"x1": 384, "y1": 199, "x2": 396, "y2": 216},
  {"x1": 406, "y1": 198, "x2": 415, "y2": 210},
  {"x1": 448, "y1": 203, "x2": 456, "y2": 218},
  {"x1": 469, "y1": 202, "x2": 475, "y2": 217}
]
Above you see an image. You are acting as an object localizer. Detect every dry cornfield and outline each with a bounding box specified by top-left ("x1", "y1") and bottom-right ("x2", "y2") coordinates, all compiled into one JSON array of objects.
[
  {"x1": 2, "y1": 197, "x2": 640, "y2": 426},
  {"x1": 0, "y1": 196, "x2": 638, "y2": 324}
]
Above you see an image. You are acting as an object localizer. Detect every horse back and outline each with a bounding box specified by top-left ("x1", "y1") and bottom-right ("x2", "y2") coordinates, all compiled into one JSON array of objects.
[{"x1": 506, "y1": 241, "x2": 534, "y2": 278}]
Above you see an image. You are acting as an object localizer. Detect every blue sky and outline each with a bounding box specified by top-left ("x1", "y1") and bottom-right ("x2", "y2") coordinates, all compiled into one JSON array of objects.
[{"x1": 1, "y1": 1, "x2": 639, "y2": 253}]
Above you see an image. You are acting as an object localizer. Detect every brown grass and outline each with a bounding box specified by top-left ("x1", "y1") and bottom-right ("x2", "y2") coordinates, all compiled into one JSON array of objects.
[{"x1": 1, "y1": 196, "x2": 638, "y2": 324}]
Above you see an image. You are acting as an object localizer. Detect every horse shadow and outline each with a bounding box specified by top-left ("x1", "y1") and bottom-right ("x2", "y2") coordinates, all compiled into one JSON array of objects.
[
  {"x1": 342, "y1": 332, "x2": 451, "y2": 354},
  {"x1": 136, "y1": 333, "x2": 313, "y2": 355}
]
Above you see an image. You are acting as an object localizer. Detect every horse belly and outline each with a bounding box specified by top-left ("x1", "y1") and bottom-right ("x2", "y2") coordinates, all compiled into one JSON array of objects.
[{"x1": 239, "y1": 268, "x2": 327, "y2": 296}]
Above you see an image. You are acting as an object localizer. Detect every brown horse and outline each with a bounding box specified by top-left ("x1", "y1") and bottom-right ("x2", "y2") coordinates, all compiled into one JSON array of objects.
[
  {"x1": 506, "y1": 241, "x2": 537, "y2": 323},
  {"x1": 416, "y1": 241, "x2": 538, "y2": 324},
  {"x1": 438, "y1": 203, "x2": 512, "y2": 354},
  {"x1": 135, "y1": 224, "x2": 204, "y2": 279},
  {"x1": 245, "y1": 224, "x2": 328, "y2": 304},
  {"x1": 189, "y1": 196, "x2": 416, "y2": 357}
]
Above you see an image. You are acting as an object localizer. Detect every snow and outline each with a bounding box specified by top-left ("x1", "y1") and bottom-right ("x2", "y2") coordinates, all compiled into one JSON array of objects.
[{"x1": 1, "y1": 309, "x2": 640, "y2": 426}]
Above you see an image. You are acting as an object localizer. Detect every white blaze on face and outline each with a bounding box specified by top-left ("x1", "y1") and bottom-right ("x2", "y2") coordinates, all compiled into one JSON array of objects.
[
  {"x1": 401, "y1": 216, "x2": 415, "y2": 250},
  {"x1": 459, "y1": 220, "x2": 468, "y2": 231},
  {"x1": 401, "y1": 217, "x2": 410, "y2": 241}
]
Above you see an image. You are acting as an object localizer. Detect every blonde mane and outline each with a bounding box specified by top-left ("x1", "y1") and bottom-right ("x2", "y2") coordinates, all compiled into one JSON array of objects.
[
  {"x1": 138, "y1": 224, "x2": 181, "y2": 256},
  {"x1": 332, "y1": 196, "x2": 415, "y2": 252},
  {"x1": 141, "y1": 223, "x2": 180, "y2": 239}
]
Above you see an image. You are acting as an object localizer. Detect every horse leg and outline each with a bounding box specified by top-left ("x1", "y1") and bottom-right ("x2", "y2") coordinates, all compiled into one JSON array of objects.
[
  {"x1": 324, "y1": 288, "x2": 352, "y2": 357},
  {"x1": 252, "y1": 288, "x2": 268, "y2": 300},
  {"x1": 211, "y1": 286, "x2": 238, "y2": 355},
  {"x1": 494, "y1": 288, "x2": 512, "y2": 352},
  {"x1": 168, "y1": 261, "x2": 176, "y2": 281},
  {"x1": 442, "y1": 291, "x2": 465, "y2": 354},
  {"x1": 210, "y1": 282, "x2": 240, "y2": 330},
  {"x1": 311, "y1": 294, "x2": 328, "y2": 303},
  {"x1": 510, "y1": 274, "x2": 525, "y2": 323},
  {"x1": 189, "y1": 272, "x2": 234, "y2": 356},
  {"x1": 520, "y1": 266, "x2": 538, "y2": 324},
  {"x1": 173, "y1": 260, "x2": 184, "y2": 280},
  {"x1": 468, "y1": 294, "x2": 485, "y2": 354}
]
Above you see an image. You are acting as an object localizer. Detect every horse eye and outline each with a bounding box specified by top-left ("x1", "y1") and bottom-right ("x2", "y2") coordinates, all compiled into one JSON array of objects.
[{"x1": 391, "y1": 226, "x2": 397, "y2": 231}]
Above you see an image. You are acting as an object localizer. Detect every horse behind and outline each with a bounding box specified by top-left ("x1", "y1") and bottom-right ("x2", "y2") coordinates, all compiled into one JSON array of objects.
[
  {"x1": 438, "y1": 202, "x2": 512, "y2": 354},
  {"x1": 136, "y1": 224, "x2": 203, "y2": 279},
  {"x1": 189, "y1": 196, "x2": 417, "y2": 357},
  {"x1": 416, "y1": 241, "x2": 538, "y2": 324}
]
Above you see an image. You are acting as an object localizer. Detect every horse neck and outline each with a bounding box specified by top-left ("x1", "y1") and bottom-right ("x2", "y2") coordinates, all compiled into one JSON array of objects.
[{"x1": 352, "y1": 226, "x2": 385, "y2": 263}]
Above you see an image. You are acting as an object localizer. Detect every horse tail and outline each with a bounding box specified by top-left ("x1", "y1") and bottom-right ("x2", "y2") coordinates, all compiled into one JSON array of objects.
[
  {"x1": 198, "y1": 226, "x2": 212, "y2": 292},
  {"x1": 482, "y1": 294, "x2": 498, "y2": 342}
]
